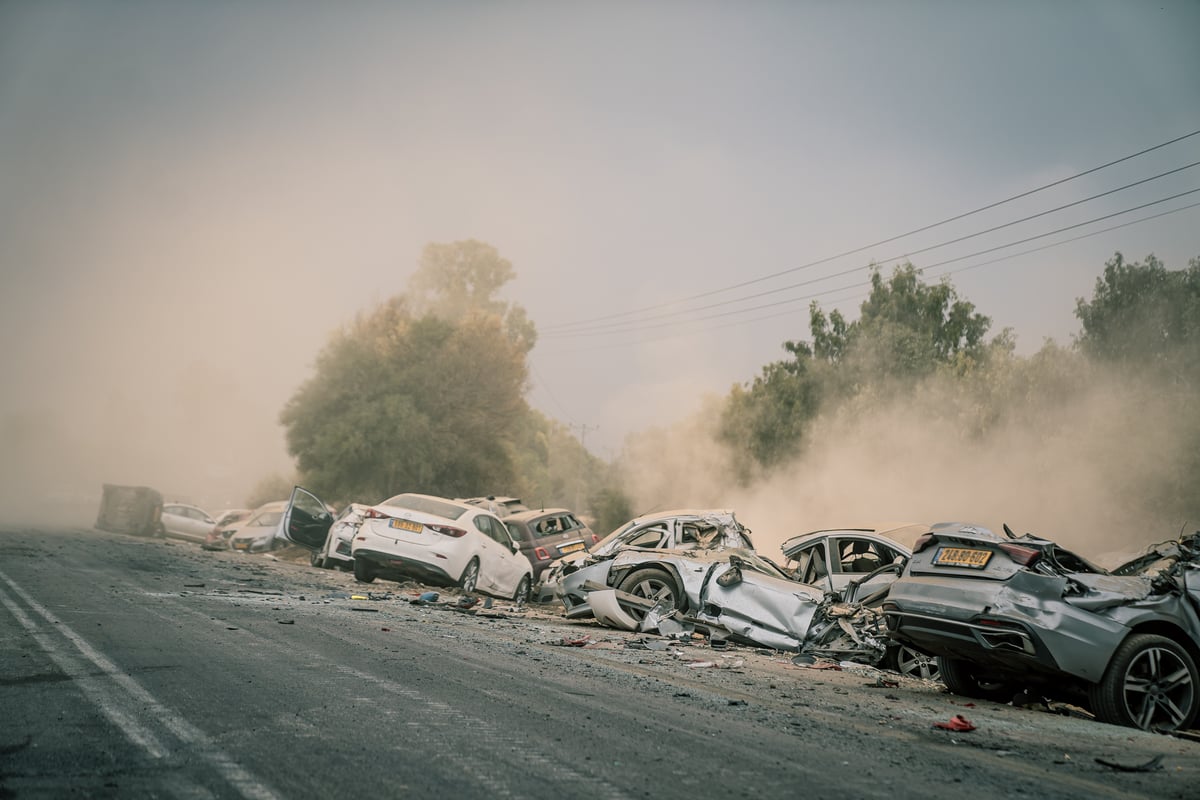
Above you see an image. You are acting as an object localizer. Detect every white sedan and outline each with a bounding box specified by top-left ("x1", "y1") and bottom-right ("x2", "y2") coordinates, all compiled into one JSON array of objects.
[
  {"x1": 160, "y1": 503, "x2": 217, "y2": 542},
  {"x1": 280, "y1": 487, "x2": 532, "y2": 602}
]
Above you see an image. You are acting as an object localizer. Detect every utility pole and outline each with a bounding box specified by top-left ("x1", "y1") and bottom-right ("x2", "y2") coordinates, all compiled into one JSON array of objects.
[{"x1": 569, "y1": 422, "x2": 598, "y2": 514}]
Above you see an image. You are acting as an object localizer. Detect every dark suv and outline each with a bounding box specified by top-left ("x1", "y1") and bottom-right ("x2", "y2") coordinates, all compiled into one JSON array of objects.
[{"x1": 503, "y1": 508, "x2": 598, "y2": 581}]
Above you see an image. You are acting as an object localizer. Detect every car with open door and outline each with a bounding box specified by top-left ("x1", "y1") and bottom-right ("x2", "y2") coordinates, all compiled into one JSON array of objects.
[{"x1": 281, "y1": 487, "x2": 533, "y2": 602}]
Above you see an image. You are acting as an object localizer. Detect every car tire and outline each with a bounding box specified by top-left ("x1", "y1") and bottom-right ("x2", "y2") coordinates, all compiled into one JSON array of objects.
[
  {"x1": 938, "y1": 657, "x2": 1015, "y2": 702},
  {"x1": 353, "y1": 558, "x2": 376, "y2": 583},
  {"x1": 616, "y1": 568, "x2": 682, "y2": 621},
  {"x1": 513, "y1": 574, "x2": 531, "y2": 603},
  {"x1": 889, "y1": 645, "x2": 941, "y2": 681},
  {"x1": 310, "y1": 551, "x2": 325, "y2": 569},
  {"x1": 1088, "y1": 633, "x2": 1199, "y2": 732},
  {"x1": 459, "y1": 558, "x2": 480, "y2": 594}
]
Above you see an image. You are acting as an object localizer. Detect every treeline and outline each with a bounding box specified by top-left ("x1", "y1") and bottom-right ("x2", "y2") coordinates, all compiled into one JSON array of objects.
[{"x1": 275, "y1": 242, "x2": 1199, "y2": 540}]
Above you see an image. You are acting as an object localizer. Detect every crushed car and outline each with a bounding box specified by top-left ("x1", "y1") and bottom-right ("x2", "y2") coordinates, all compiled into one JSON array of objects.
[
  {"x1": 883, "y1": 523, "x2": 1200, "y2": 732},
  {"x1": 535, "y1": 509, "x2": 754, "y2": 615},
  {"x1": 582, "y1": 547, "x2": 825, "y2": 652},
  {"x1": 309, "y1": 502, "x2": 368, "y2": 570}
]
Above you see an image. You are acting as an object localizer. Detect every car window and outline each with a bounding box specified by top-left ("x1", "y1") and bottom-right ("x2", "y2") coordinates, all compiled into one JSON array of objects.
[
  {"x1": 626, "y1": 525, "x2": 667, "y2": 548},
  {"x1": 799, "y1": 544, "x2": 829, "y2": 584},
  {"x1": 474, "y1": 515, "x2": 510, "y2": 545},
  {"x1": 383, "y1": 494, "x2": 468, "y2": 520},
  {"x1": 562, "y1": 514, "x2": 581, "y2": 531},
  {"x1": 835, "y1": 538, "x2": 889, "y2": 574}
]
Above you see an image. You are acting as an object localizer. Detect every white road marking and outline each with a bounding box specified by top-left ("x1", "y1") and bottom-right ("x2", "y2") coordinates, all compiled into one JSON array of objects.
[{"x1": 0, "y1": 568, "x2": 283, "y2": 800}]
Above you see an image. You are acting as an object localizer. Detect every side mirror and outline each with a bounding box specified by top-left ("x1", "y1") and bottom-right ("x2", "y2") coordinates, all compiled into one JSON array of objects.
[{"x1": 511, "y1": 541, "x2": 520, "y2": 554}]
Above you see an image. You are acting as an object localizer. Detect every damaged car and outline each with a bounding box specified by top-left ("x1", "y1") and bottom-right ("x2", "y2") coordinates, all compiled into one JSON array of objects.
[
  {"x1": 883, "y1": 523, "x2": 1200, "y2": 732},
  {"x1": 281, "y1": 487, "x2": 534, "y2": 602},
  {"x1": 584, "y1": 548, "x2": 825, "y2": 652},
  {"x1": 535, "y1": 509, "x2": 754, "y2": 614}
]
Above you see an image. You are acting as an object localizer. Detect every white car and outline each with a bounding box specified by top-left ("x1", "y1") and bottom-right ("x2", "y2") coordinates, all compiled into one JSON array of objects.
[
  {"x1": 229, "y1": 501, "x2": 288, "y2": 553},
  {"x1": 160, "y1": 503, "x2": 217, "y2": 543},
  {"x1": 309, "y1": 503, "x2": 368, "y2": 570},
  {"x1": 280, "y1": 487, "x2": 533, "y2": 601},
  {"x1": 780, "y1": 524, "x2": 928, "y2": 601}
]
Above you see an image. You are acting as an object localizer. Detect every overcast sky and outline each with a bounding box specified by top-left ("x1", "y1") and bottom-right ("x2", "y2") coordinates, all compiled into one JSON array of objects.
[{"x1": 1, "y1": 1, "x2": 1198, "y2": 510}]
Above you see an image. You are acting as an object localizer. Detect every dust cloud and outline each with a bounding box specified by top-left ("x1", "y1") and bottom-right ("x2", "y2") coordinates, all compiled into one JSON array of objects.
[{"x1": 616, "y1": 358, "x2": 1198, "y2": 564}]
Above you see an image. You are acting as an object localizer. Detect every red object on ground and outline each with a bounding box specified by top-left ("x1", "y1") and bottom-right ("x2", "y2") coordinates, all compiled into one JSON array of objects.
[{"x1": 933, "y1": 714, "x2": 976, "y2": 732}]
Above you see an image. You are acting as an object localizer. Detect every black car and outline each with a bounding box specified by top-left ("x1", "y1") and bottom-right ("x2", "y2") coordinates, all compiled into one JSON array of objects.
[{"x1": 503, "y1": 508, "x2": 598, "y2": 582}]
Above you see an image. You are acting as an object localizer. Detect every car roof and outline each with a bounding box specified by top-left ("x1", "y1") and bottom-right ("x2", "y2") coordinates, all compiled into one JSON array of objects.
[
  {"x1": 628, "y1": 508, "x2": 737, "y2": 524},
  {"x1": 780, "y1": 523, "x2": 931, "y2": 555},
  {"x1": 504, "y1": 508, "x2": 572, "y2": 523}
]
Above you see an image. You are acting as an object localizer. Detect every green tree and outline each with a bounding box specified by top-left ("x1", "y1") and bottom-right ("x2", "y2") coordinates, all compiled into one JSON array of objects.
[
  {"x1": 1075, "y1": 252, "x2": 1200, "y2": 378},
  {"x1": 719, "y1": 264, "x2": 995, "y2": 475},
  {"x1": 280, "y1": 242, "x2": 533, "y2": 504}
]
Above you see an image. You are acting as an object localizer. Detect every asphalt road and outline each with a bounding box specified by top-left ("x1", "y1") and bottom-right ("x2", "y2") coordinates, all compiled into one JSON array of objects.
[{"x1": 1, "y1": 526, "x2": 1196, "y2": 799}]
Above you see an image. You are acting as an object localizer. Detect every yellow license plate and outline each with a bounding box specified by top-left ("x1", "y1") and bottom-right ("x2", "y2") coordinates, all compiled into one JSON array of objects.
[
  {"x1": 934, "y1": 547, "x2": 993, "y2": 568},
  {"x1": 389, "y1": 519, "x2": 422, "y2": 533},
  {"x1": 559, "y1": 542, "x2": 585, "y2": 555},
  {"x1": 232, "y1": 542, "x2": 248, "y2": 550}
]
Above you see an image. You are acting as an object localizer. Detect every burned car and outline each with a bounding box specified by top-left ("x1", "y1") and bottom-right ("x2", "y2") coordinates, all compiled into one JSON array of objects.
[
  {"x1": 535, "y1": 509, "x2": 754, "y2": 614},
  {"x1": 883, "y1": 523, "x2": 1200, "y2": 732}
]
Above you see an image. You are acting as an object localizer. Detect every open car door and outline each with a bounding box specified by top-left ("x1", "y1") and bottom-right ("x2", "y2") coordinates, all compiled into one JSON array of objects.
[{"x1": 281, "y1": 486, "x2": 334, "y2": 549}]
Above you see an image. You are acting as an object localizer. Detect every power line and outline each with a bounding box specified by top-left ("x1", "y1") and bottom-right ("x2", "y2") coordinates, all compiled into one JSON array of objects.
[
  {"x1": 538, "y1": 193, "x2": 1200, "y2": 348},
  {"x1": 545, "y1": 186, "x2": 1200, "y2": 339},
  {"x1": 542, "y1": 127, "x2": 1200, "y2": 333}
]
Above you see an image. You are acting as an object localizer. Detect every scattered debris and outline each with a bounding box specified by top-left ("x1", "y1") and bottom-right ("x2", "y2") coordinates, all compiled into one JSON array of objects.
[
  {"x1": 1094, "y1": 755, "x2": 1164, "y2": 773},
  {"x1": 350, "y1": 607, "x2": 379, "y2": 613},
  {"x1": 276, "y1": 619, "x2": 295, "y2": 625},
  {"x1": 932, "y1": 715, "x2": 976, "y2": 732}
]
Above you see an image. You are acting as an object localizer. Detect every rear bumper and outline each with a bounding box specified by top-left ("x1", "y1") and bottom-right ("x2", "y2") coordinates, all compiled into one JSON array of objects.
[{"x1": 355, "y1": 547, "x2": 456, "y2": 586}]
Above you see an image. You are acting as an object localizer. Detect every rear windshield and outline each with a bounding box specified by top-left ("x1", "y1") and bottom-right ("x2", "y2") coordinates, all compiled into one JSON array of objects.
[{"x1": 383, "y1": 494, "x2": 467, "y2": 520}]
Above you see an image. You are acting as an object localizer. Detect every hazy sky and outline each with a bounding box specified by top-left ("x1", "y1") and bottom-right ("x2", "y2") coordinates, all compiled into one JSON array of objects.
[{"x1": 1, "y1": 1, "x2": 1198, "y2": 511}]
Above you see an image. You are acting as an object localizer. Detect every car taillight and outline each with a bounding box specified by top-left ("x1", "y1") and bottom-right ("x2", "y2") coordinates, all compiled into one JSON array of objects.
[
  {"x1": 426, "y1": 524, "x2": 467, "y2": 538},
  {"x1": 363, "y1": 507, "x2": 391, "y2": 520},
  {"x1": 590, "y1": 534, "x2": 599, "y2": 544},
  {"x1": 998, "y1": 542, "x2": 1040, "y2": 566},
  {"x1": 534, "y1": 547, "x2": 550, "y2": 560},
  {"x1": 912, "y1": 533, "x2": 935, "y2": 554}
]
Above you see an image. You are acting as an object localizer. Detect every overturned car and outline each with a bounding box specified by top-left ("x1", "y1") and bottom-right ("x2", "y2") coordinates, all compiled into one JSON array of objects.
[{"x1": 884, "y1": 523, "x2": 1200, "y2": 732}]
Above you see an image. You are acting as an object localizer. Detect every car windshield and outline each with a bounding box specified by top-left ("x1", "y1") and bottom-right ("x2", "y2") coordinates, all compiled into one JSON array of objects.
[
  {"x1": 382, "y1": 494, "x2": 467, "y2": 520},
  {"x1": 248, "y1": 511, "x2": 282, "y2": 527}
]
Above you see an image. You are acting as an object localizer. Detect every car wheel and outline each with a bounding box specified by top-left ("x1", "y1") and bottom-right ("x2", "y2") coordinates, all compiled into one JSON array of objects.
[
  {"x1": 154, "y1": 523, "x2": 166, "y2": 539},
  {"x1": 353, "y1": 558, "x2": 376, "y2": 583},
  {"x1": 937, "y1": 657, "x2": 1015, "y2": 702},
  {"x1": 616, "y1": 568, "x2": 682, "y2": 621},
  {"x1": 1088, "y1": 633, "x2": 1199, "y2": 732},
  {"x1": 459, "y1": 558, "x2": 480, "y2": 593},
  {"x1": 891, "y1": 645, "x2": 941, "y2": 681},
  {"x1": 309, "y1": 550, "x2": 325, "y2": 569},
  {"x1": 512, "y1": 574, "x2": 531, "y2": 603}
]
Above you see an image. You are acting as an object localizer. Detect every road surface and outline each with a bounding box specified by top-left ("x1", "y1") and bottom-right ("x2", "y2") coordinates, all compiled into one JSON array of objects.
[{"x1": 1, "y1": 526, "x2": 1195, "y2": 798}]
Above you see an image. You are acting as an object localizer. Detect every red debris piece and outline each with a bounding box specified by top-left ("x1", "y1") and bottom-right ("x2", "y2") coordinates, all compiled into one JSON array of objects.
[{"x1": 933, "y1": 714, "x2": 976, "y2": 732}]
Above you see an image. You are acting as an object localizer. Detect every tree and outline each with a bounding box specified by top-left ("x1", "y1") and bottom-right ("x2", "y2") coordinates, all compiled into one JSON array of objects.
[
  {"x1": 280, "y1": 242, "x2": 533, "y2": 504},
  {"x1": 1075, "y1": 252, "x2": 1200, "y2": 378},
  {"x1": 719, "y1": 264, "x2": 995, "y2": 475}
]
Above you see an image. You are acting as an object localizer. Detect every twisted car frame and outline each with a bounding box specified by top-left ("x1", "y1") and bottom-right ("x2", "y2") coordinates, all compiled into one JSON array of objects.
[{"x1": 884, "y1": 523, "x2": 1200, "y2": 732}]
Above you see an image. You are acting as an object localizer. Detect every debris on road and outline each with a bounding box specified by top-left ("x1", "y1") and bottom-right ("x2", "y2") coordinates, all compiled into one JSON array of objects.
[
  {"x1": 1094, "y1": 755, "x2": 1164, "y2": 772},
  {"x1": 933, "y1": 715, "x2": 976, "y2": 732}
]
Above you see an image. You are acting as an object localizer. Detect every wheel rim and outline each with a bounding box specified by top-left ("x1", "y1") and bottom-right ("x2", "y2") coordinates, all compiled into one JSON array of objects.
[
  {"x1": 896, "y1": 647, "x2": 940, "y2": 681},
  {"x1": 516, "y1": 577, "x2": 529, "y2": 601},
  {"x1": 627, "y1": 577, "x2": 674, "y2": 604},
  {"x1": 1122, "y1": 646, "x2": 1195, "y2": 731},
  {"x1": 462, "y1": 562, "x2": 478, "y2": 593}
]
